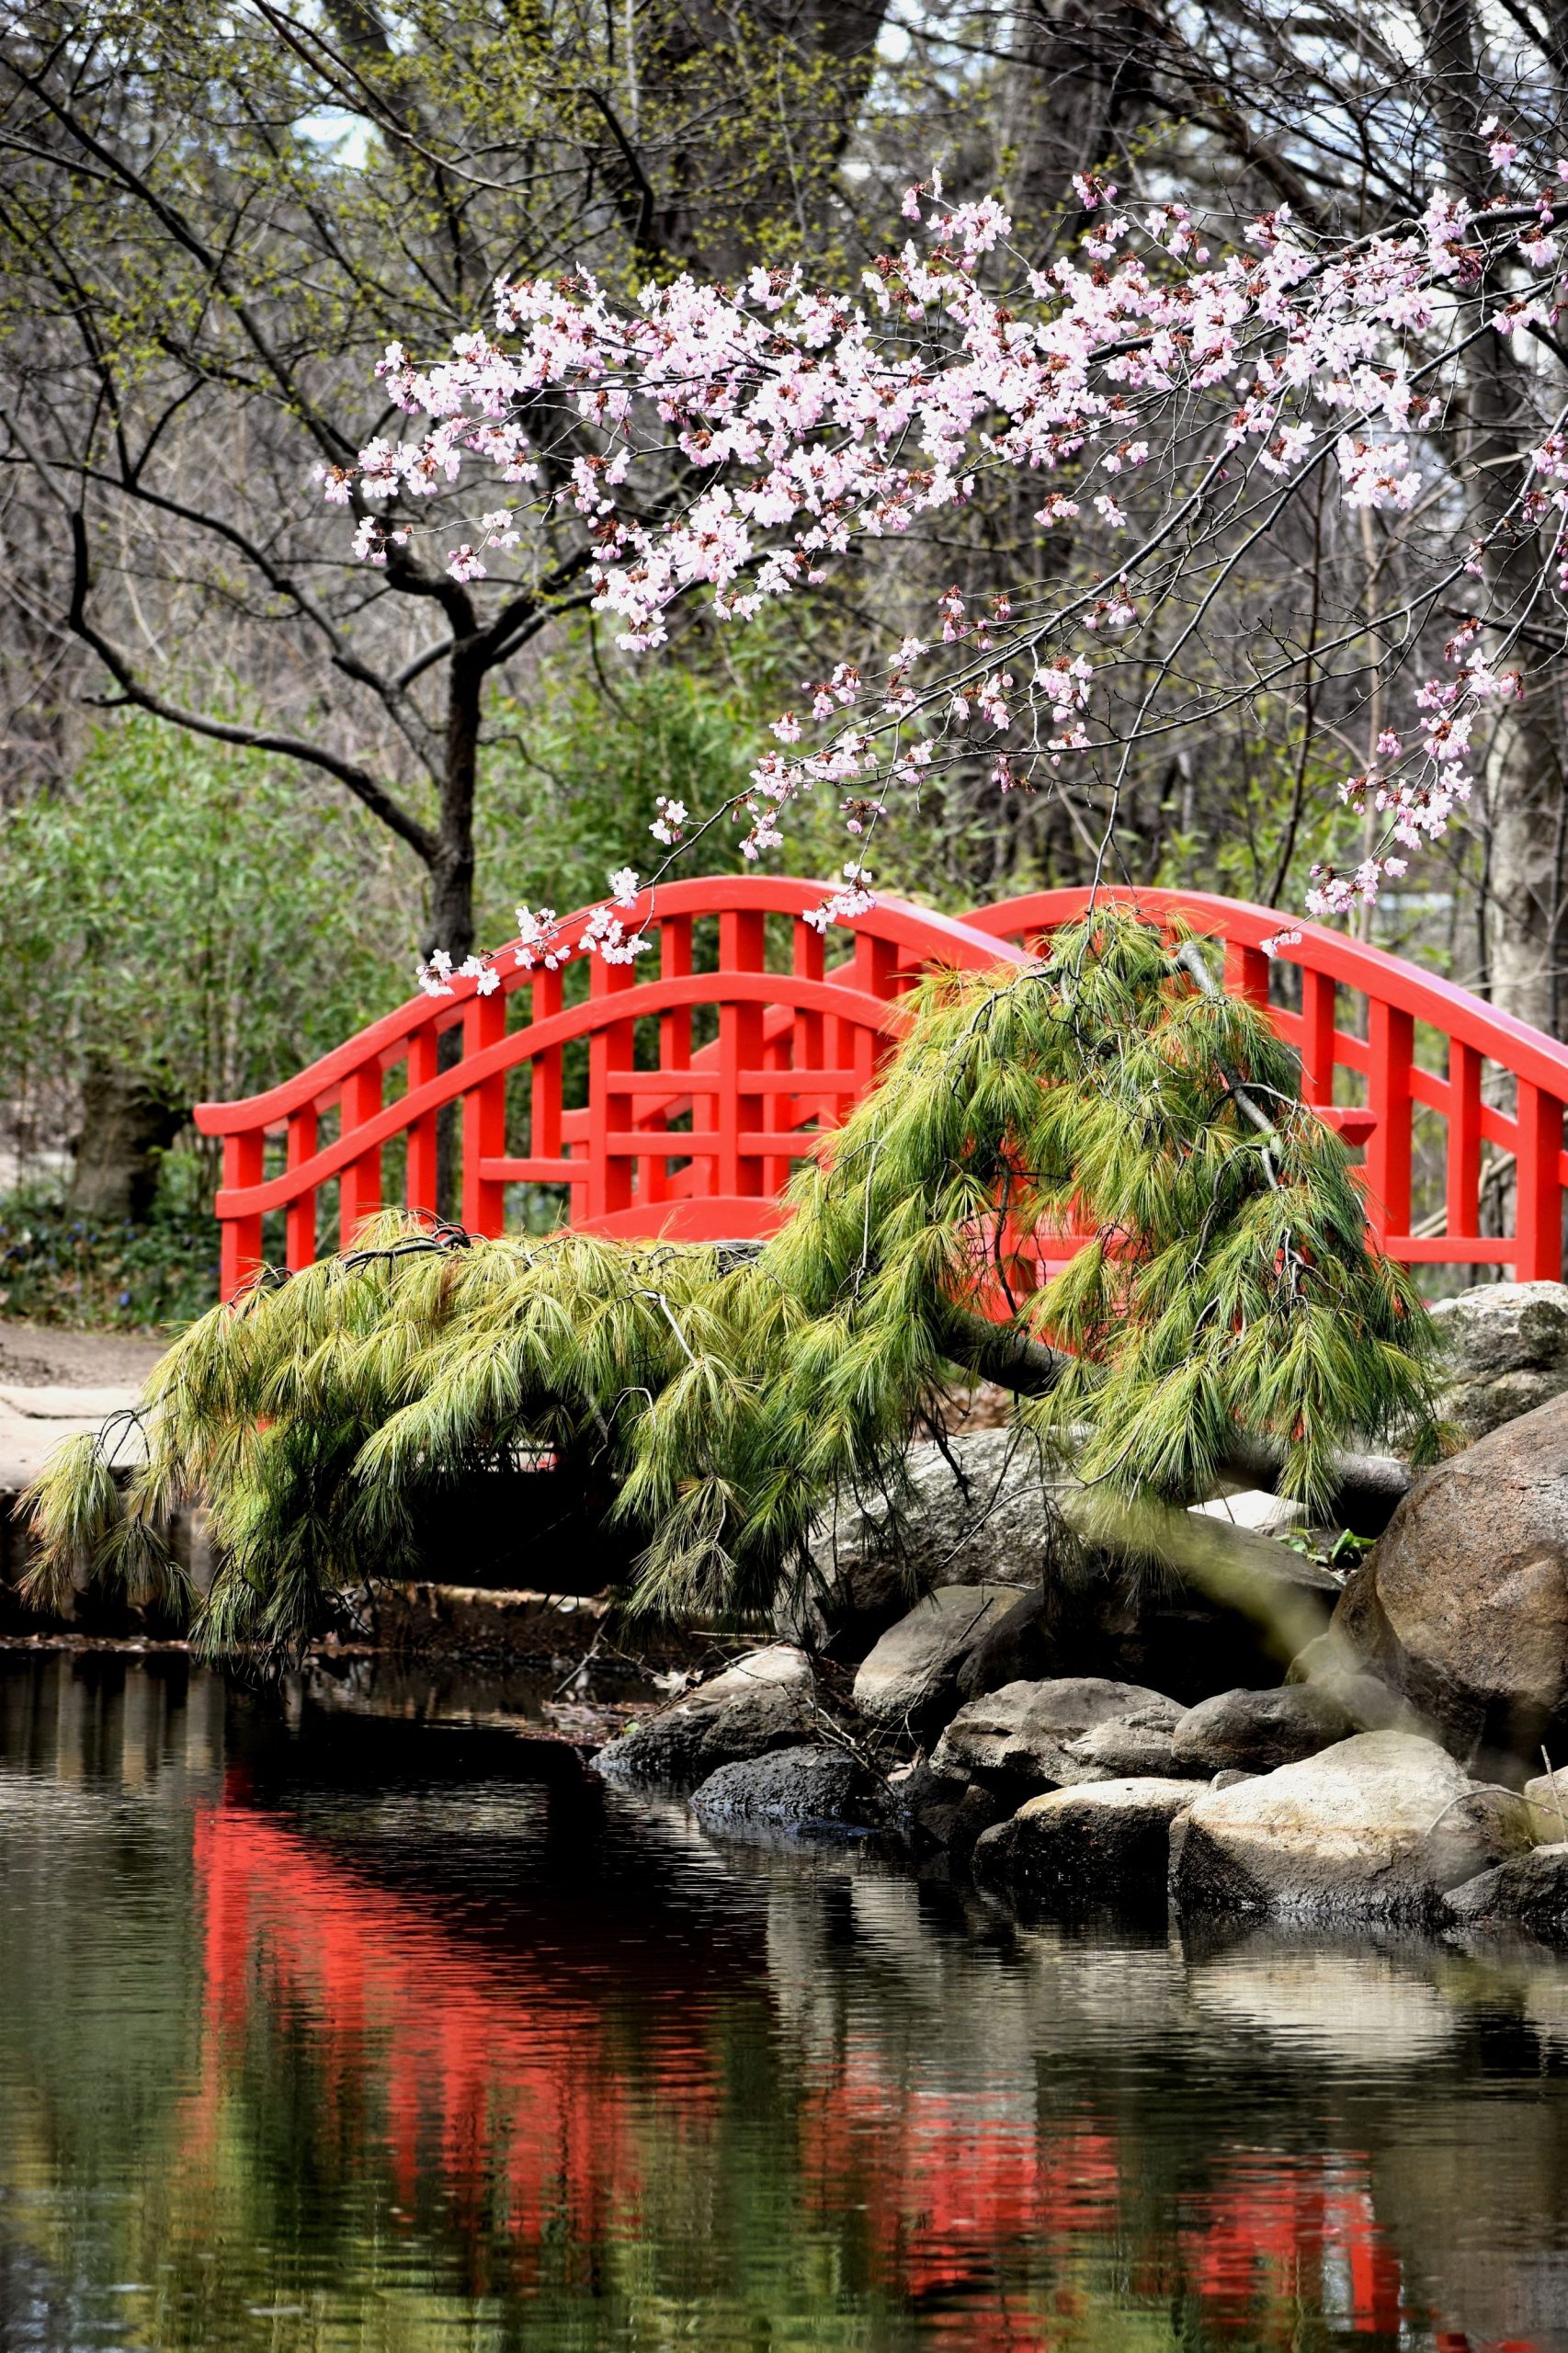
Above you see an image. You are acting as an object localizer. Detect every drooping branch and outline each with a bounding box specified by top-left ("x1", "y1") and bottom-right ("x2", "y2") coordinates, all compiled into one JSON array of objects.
[{"x1": 935, "y1": 1304, "x2": 1410, "y2": 1530}]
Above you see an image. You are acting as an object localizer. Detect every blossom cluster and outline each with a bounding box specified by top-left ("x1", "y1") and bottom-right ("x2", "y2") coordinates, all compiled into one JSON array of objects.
[{"x1": 1306, "y1": 631, "x2": 1520, "y2": 916}]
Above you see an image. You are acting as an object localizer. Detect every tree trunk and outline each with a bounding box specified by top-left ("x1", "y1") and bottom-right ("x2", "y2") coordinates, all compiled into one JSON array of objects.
[
  {"x1": 1003, "y1": 0, "x2": 1154, "y2": 252},
  {"x1": 431, "y1": 656, "x2": 483, "y2": 1219},
  {"x1": 1464, "y1": 317, "x2": 1567, "y2": 1035},
  {"x1": 639, "y1": 0, "x2": 892, "y2": 275},
  {"x1": 68, "y1": 1062, "x2": 184, "y2": 1225},
  {"x1": 1485, "y1": 701, "x2": 1566, "y2": 1036},
  {"x1": 1415, "y1": 0, "x2": 1568, "y2": 1033}
]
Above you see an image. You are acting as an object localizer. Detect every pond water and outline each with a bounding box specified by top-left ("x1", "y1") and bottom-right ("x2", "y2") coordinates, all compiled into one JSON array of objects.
[{"x1": 3, "y1": 1655, "x2": 1568, "y2": 2352}]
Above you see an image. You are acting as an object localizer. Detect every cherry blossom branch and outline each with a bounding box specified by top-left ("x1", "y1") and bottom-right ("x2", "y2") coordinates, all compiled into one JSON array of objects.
[{"x1": 317, "y1": 146, "x2": 1568, "y2": 972}]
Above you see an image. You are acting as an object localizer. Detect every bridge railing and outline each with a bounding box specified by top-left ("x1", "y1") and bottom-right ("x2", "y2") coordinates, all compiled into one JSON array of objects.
[
  {"x1": 193, "y1": 877, "x2": 1028, "y2": 1297},
  {"x1": 195, "y1": 879, "x2": 1568, "y2": 1292}
]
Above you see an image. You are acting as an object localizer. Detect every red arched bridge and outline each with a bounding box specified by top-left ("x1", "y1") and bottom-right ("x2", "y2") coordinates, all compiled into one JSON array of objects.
[{"x1": 195, "y1": 878, "x2": 1568, "y2": 1297}]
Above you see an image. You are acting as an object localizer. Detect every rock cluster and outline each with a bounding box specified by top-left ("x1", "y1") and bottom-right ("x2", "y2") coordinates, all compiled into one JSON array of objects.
[
  {"x1": 593, "y1": 1290, "x2": 1568, "y2": 1939},
  {"x1": 776, "y1": 1429, "x2": 1338, "y2": 1696}
]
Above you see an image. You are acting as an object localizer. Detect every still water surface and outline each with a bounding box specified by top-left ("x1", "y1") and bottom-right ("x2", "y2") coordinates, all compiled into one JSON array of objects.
[{"x1": 3, "y1": 1654, "x2": 1568, "y2": 2351}]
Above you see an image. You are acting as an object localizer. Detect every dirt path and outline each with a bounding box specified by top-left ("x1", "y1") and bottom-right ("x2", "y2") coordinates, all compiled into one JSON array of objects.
[
  {"x1": 0, "y1": 1319, "x2": 163, "y2": 1488},
  {"x1": 0, "y1": 1319, "x2": 165, "y2": 1388}
]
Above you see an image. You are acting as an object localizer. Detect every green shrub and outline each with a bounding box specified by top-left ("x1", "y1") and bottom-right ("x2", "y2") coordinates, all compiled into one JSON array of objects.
[{"x1": 0, "y1": 1151, "x2": 219, "y2": 1330}]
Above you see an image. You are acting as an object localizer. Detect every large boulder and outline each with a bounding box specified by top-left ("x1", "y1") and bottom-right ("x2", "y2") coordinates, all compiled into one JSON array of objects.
[
  {"x1": 931, "y1": 1677, "x2": 1175, "y2": 1795},
  {"x1": 595, "y1": 1644, "x2": 815, "y2": 1786},
  {"x1": 780, "y1": 1431, "x2": 1065, "y2": 1654},
  {"x1": 689, "y1": 1745, "x2": 883, "y2": 1833},
  {"x1": 951, "y1": 1588, "x2": 1060, "y2": 1701},
  {"x1": 1169, "y1": 1731, "x2": 1535, "y2": 1923},
  {"x1": 851, "y1": 1586, "x2": 1028, "y2": 1740},
  {"x1": 1330, "y1": 1390, "x2": 1568, "y2": 1760},
  {"x1": 1431, "y1": 1279, "x2": 1568, "y2": 1440},
  {"x1": 974, "y1": 1778, "x2": 1199, "y2": 1904},
  {"x1": 784, "y1": 1430, "x2": 1337, "y2": 1703},
  {"x1": 1446, "y1": 1842, "x2": 1568, "y2": 1938},
  {"x1": 1170, "y1": 1684, "x2": 1356, "y2": 1777}
]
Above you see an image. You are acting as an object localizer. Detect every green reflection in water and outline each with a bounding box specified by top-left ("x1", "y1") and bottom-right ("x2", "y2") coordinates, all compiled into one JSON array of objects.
[{"x1": 2, "y1": 1654, "x2": 1568, "y2": 2352}]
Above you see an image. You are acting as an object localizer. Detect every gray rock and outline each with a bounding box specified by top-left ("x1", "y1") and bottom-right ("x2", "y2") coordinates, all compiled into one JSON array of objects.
[
  {"x1": 595, "y1": 1643, "x2": 815, "y2": 1787},
  {"x1": 951, "y1": 1500, "x2": 1340, "y2": 1709},
  {"x1": 1169, "y1": 1731, "x2": 1535, "y2": 1922},
  {"x1": 1524, "y1": 1766, "x2": 1568, "y2": 1844},
  {"x1": 1285, "y1": 1636, "x2": 1417, "y2": 1732},
  {"x1": 952, "y1": 1586, "x2": 1059, "y2": 1702},
  {"x1": 1063, "y1": 1699, "x2": 1189, "y2": 1779},
  {"x1": 689, "y1": 1744, "x2": 882, "y2": 1832},
  {"x1": 851, "y1": 1586, "x2": 1029, "y2": 1740},
  {"x1": 1431, "y1": 1279, "x2": 1568, "y2": 1440},
  {"x1": 781, "y1": 1431, "x2": 1069, "y2": 1653},
  {"x1": 785, "y1": 1429, "x2": 1338, "y2": 1703},
  {"x1": 931, "y1": 1677, "x2": 1174, "y2": 1794},
  {"x1": 1170, "y1": 1685, "x2": 1357, "y2": 1776},
  {"x1": 1329, "y1": 1390, "x2": 1568, "y2": 1759},
  {"x1": 974, "y1": 1778, "x2": 1199, "y2": 1902},
  {"x1": 1446, "y1": 1842, "x2": 1568, "y2": 1937}
]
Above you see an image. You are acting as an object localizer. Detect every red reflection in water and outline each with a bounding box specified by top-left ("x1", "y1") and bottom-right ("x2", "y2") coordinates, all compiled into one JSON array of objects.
[
  {"x1": 797, "y1": 2047, "x2": 1447, "y2": 2351},
  {"x1": 188, "y1": 1788, "x2": 1535, "y2": 2348},
  {"x1": 802, "y1": 2054, "x2": 1121, "y2": 2351},
  {"x1": 190, "y1": 1785, "x2": 721, "y2": 2287},
  {"x1": 1180, "y1": 2163, "x2": 1403, "y2": 2336}
]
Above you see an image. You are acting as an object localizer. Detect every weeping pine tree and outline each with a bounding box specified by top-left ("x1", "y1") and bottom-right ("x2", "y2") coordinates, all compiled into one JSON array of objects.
[{"x1": 24, "y1": 914, "x2": 1443, "y2": 1655}]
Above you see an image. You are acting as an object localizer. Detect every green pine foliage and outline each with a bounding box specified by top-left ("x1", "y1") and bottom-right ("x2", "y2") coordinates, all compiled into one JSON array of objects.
[{"x1": 22, "y1": 915, "x2": 1443, "y2": 1656}]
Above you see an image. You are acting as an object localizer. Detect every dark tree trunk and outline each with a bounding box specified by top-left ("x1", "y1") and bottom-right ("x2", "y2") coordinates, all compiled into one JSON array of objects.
[
  {"x1": 1416, "y1": 0, "x2": 1568, "y2": 1032},
  {"x1": 430, "y1": 656, "x2": 483, "y2": 1218},
  {"x1": 68, "y1": 1061, "x2": 184, "y2": 1225}
]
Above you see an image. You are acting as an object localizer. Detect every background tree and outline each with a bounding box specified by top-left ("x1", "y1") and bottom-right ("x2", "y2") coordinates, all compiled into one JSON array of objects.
[
  {"x1": 0, "y1": 0, "x2": 889, "y2": 974},
  {"x1": 988, "y1": 0, "x2": 1568, "y2": 1027}
]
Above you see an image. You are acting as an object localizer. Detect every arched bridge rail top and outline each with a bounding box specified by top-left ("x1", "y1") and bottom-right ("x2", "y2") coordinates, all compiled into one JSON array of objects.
[
  {"x1": 965, "y1": 886, "x2": 1568, "y2": 1099},
  {"x1": 193, "y1": 877, "x2": 1030, "y2": 1141}
]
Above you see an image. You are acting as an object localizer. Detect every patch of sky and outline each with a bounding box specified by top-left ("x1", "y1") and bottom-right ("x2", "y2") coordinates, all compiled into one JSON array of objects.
[{"x1": 295, "y1": 107, "x2": 374, "y2": 169}]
